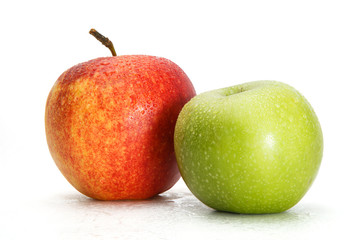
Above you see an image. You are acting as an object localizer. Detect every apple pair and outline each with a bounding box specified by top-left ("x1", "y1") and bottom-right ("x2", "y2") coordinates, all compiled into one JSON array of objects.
[{"x1": 45, "y1": 29, "x2": 323, "y2": 214}]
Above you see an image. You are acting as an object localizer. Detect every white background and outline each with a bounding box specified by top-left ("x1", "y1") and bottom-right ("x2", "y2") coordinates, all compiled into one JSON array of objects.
[{"x1": 1, "y1": 0, "x2": 359, "y2": 239}]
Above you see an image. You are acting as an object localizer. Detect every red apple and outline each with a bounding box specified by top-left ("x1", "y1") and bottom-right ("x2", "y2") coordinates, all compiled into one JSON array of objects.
[{"x1": 45, "y1": 29, "x2": 196, "y2": 200}]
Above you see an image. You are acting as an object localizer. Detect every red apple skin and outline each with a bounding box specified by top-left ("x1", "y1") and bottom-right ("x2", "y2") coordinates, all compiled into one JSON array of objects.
[{"x1": 45, "y1": 55, "x2": 196, "y2": 200}]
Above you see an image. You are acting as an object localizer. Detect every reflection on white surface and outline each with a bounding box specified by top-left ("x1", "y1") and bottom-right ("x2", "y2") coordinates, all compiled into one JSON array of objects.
[{"x1": 0, "y1": 183, "x2": 340, "y2": 240}]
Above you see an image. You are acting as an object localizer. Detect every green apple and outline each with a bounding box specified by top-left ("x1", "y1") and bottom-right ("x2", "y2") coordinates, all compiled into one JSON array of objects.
[{"x1": 174, "y1": 81, "x2": 323, "y2": 214}]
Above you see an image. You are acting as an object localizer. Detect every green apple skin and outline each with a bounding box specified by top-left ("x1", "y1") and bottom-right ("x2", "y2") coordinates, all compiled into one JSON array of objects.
[{"x1": 174, "y1": 81, "x2": 323, "y2": 214}]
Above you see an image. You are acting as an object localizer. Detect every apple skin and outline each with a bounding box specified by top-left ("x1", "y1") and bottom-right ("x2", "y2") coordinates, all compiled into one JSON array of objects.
[
  {"x1": 174, "y1": 81, "x2": 323, "y2": 214},
  {"x1": 45, "y1": 55, "x2": 196, "y2": 200}
]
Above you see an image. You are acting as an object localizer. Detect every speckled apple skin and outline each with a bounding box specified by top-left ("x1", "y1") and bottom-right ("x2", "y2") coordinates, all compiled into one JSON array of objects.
[
  {"x1": 45, "y1": 55, "x2": 196, "y2": 200},
  {"x1": 174, "y1": 81, "x2": 323, "y2": 214}
]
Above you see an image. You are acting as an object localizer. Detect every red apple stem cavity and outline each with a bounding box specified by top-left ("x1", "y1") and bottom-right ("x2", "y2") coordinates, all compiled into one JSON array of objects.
[{"x1": 89, "y1": 28, "x2": 117, "y2": 56}]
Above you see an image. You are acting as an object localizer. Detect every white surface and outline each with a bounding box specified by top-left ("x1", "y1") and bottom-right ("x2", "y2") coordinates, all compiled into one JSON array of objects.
[
  {"x1": 0, "y1": 181, "x2": 354, "y2": 240},
  {"x1": 1, "y1": 0, "x2": 360, "y2": 239}
]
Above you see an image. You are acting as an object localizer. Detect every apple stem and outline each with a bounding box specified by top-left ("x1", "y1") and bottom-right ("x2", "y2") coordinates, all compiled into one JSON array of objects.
[{"x1": 89, "y1": 29, "x2": 117, "y2": 56}]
